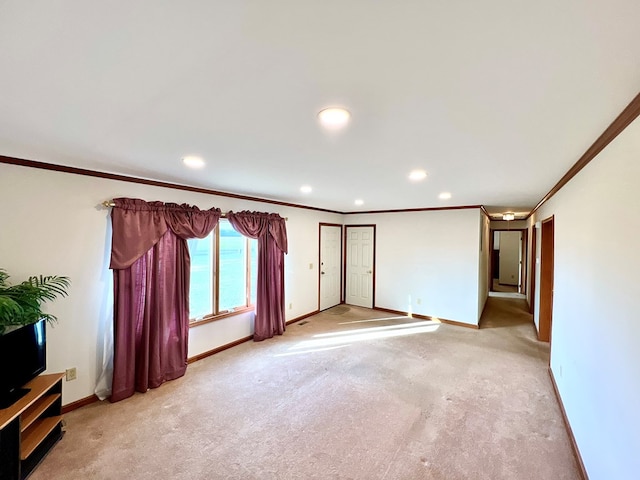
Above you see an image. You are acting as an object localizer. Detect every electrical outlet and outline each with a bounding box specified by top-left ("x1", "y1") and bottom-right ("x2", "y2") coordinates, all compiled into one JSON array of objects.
[
  {"x1": 309, "y1": 263, "x2": 313, "y2": 269},
  {"x1": 416, "y1": 298, "x2": 422, "y2": 305},
  {"x1": 288, "y1": 303, "x2": 293, "y2": 310},
  {"x1": 65, "y1": 367, "x2": 77, "y2": 381}
]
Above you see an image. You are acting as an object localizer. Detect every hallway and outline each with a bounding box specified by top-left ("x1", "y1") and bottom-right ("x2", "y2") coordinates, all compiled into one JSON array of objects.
[{"x1": 480, "y1": 296, "x2": 536, "y2": 329}]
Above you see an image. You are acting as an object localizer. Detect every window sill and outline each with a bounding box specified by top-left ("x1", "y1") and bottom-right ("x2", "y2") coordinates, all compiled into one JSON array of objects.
[{"x1": 189, "y1": 306, "x2": 255, "y2": 328}]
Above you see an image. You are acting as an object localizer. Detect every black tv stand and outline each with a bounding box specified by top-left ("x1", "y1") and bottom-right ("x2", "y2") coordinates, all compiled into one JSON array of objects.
[
  {"x1": 0, "y1": 374, "x2": 64, "y2": 480},
  {"x1": 0, "y1": 388, "x2": 31, "y2": 409}
]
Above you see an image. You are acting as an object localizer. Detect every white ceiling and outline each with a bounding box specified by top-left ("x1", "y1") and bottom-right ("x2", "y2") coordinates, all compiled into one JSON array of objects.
[{"x1": 1, "y1": 1, "x2": 639, "y2": 216}]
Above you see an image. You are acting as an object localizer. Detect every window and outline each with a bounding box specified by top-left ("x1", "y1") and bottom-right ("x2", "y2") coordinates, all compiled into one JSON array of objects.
[{"x1": 187, "y1": 220, "x2": 258, "y2": 322}]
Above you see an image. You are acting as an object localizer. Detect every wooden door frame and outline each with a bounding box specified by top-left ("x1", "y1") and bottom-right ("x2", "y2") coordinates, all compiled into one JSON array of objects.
[
  {"x1": 519, "y1": 231, "x2": 527, "y2": 294},
  {"x1": 318, "y1": 223, "x2": 343, "y2": 310},
  {"x1": 538, "y1": 216, "x2": 555, "y2": 342},
  {"x1": 488, "y1": 228, "x2": 527, "y2": 292},
  {"x1": 343, "y1": 224, "x2": 376, "y2": 308}
]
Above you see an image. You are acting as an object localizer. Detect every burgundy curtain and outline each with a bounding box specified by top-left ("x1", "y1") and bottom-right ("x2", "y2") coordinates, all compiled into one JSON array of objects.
[
  {"x1": 226, "y1": 211, "x2": 288, "y2": 341},
  {"x1": 109, "y1": 198, "x2": 221, "y2": 402}
]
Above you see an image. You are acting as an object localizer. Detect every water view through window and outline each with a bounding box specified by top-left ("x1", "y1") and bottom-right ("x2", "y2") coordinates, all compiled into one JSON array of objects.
[
  {"x1": 187, "y1": 220, "x2": 257, "y2": 320},
  {"x1": 218, "y1": 221, "x2": 247, "y2": 311},
  {"x1": 188, "y1": 235, "x2": 213, "y2": 319}
]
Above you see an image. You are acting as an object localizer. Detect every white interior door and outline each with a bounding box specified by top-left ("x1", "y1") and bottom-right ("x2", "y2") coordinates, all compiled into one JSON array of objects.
[
  {"x1": 320, "y1": 225, "x2": 342, "y2": 310},
  {"x1": 345, "y1": 226, "x2": 374, "y2": 308}
]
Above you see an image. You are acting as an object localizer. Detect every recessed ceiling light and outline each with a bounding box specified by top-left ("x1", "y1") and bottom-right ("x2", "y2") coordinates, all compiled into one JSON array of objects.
[
  {"x1": 408, "y1": 169, "x2": 428, "y2": 181},
  {"x1": 182, "y1": 156, "x2": 205, "y2": 169},
  {"x1": 300, "y1": 185, "x2": 312, "y2": 194},
  {"x1": 354, "y1": 199, "x2": 364, "y2": 206},
  {"x1": 439, "y1": 192, "x2": 452, "y2": 200},
  {"x1": 318, "y1": 107, "x2": 351, "y2": 129}
]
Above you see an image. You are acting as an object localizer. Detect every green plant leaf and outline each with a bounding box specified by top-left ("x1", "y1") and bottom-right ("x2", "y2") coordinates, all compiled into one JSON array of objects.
[
  {"x1": 0, "y1": 296, "x2": 23, "y2": 318},
  {"x1": 0, "y1": 269, "x2": 70, "y2": 332}
]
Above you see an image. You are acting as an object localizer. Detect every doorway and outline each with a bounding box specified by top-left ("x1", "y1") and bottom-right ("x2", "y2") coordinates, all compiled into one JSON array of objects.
[
  {"x1": 538, "y1": 217, "x2": 554, "y2": 342},
  {"x1": 319, "y1": 223, "x2": 342, "y2": 311},
  {"x1": 345, "y1": 225, "x2": 375, "y2": 308},
  {"x1": 490, "y1": 230, "x2": 525, "y2": 294}
]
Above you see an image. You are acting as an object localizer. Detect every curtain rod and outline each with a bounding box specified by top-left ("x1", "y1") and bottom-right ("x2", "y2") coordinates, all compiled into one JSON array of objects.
[{"x1": 101, "y1": 201, "x2": 287, "y2": 220}]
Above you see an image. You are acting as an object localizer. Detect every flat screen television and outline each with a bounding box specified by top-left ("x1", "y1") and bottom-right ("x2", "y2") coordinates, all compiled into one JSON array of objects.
[{"x1": 0, "y1": 319, "x2": 46, "y2": 409}]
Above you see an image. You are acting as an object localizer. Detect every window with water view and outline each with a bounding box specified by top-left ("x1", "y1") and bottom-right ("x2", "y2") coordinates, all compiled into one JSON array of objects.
[{"x1": 187, "y1": 220, "x2": 258, "y2": 321}]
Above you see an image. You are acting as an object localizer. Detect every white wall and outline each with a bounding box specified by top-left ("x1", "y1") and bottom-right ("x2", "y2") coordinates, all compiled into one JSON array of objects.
[
  {"x1": 498, "y1": 231, "x2": 520, "y2": 286},
  {"x1": 344, "y1": 208, "x2": 482, "y2": 326},
  {"x1": 531, "y1": 116, "x2": 640, "y2": 479},
  {"x1": 489, "y1": 219, "x2": 527, "y2": 230},
  {"x1": 0, "y1": 163, "x2": 342, "y2": 404}
]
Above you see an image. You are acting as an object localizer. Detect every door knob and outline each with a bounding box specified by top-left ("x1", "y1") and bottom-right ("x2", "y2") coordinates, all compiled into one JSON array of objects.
[
  {"x1": 321, "y1": 271, "x2": 325, "y2": 275},
  {"x1": 367, "y1": 270, "x2": 372, "y2": 274}
]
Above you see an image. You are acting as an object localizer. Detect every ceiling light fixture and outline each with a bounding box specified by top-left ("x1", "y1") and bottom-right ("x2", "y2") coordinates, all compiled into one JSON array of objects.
[
  {"x1": 318, "y1": 107, "x2": 351, "y2": 129},
  {"x1": 408, "y1": 169, "x2": 428, "y2": 181},
  {"x1": 438, "y1": 192, "x2": 452, "y2": 200},
  {"x1": 354, "y1": 199, "x2": 364, "y2": 206},
  {"x1": 300, "y1": 185, "x2": 312, "y2": 194},
  {"x1": 182, "y1": 156, "x2": 205, "y2": 169},
  {"x1": 502, "y1": 213, "x2": 515, "y2": 221}
]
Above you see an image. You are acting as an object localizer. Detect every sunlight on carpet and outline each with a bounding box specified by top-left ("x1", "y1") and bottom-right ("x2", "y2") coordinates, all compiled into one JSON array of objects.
[
  {"x1": 324, "y1": 305, "x2": 351, "y2": 315},
  {"x1": 276, "y1": 321, "x2": 441, "y2": 357}
]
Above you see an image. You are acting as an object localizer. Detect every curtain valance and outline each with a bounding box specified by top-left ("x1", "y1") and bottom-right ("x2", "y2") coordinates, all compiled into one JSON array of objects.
[
  {"x1": 226, "y1": 210, "x2": 288, "y2": 253},
  {"x1": 110, "y1": 198, "x2": 221, "y2": 269}
]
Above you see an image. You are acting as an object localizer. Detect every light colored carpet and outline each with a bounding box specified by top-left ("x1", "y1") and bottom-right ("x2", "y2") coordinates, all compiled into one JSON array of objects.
[
  {"x1": 323, "y1": 305, "x2": 351, "y2": 315},
  {"x1": 30, "y1": 298, "x2": 580, "y2": 479}
]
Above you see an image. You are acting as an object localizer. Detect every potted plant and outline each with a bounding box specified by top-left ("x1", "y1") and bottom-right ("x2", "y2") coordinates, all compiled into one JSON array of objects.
[{"x1": 0, "y1": 268, "x2": 70, "y2": 335}]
